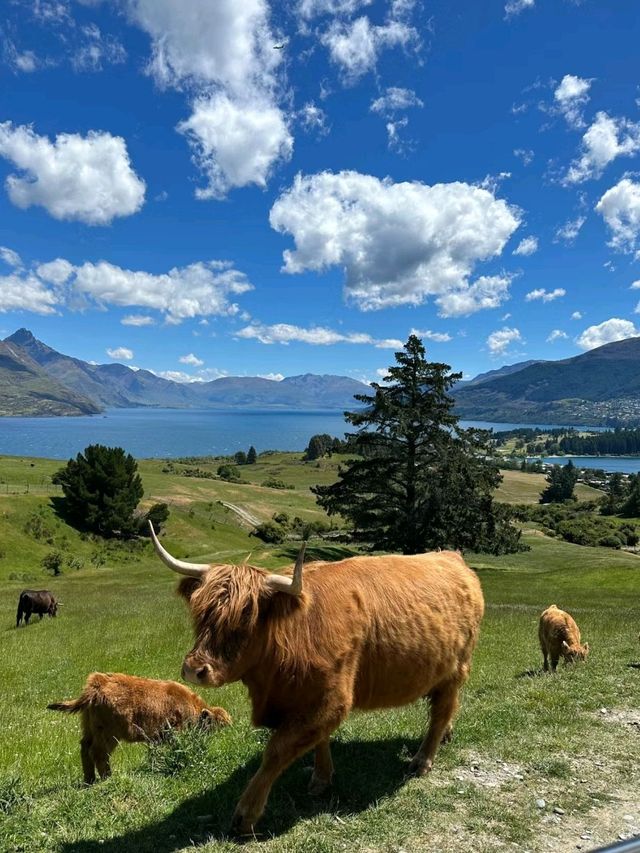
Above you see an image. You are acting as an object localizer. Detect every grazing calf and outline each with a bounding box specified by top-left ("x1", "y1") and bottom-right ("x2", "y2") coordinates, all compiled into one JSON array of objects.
[
  {"x1": 48, "y1": 672, "x2": 231, "y2": 783},
  {"x1": 16, "y1": 589, "x2": 59, "y2": 626},
  {"x1": 539, "y1": 605, "x2": 589, "y2": 672}
]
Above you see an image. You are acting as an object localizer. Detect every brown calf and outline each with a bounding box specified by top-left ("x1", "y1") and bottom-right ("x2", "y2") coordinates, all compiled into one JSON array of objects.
[
  {"x1": 48, "y1": 672, "x2": 231, "y2": 783},
  {"x1": 538, "y1": 605, "x2": 589, "y2": 672}
]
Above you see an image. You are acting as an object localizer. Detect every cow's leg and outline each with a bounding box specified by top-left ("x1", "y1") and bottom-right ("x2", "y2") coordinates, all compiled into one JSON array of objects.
[
  {"x1": 92, "y1": 736, "x2": 117, "y2": 780},
  {"x1": 308, "y1": 738, "x2": 334, "y2": 796},
  {"x1": 407, "y1": 680, "x2": 460, "y2": 777},
  {"x1": 80, "y1": 736, "x2": 96, "y2": 784},
  {"x1": 24, "y1": 610, "x2": 31, "y2": 625},
  {"x1": 39, "y1": 613, "x2": 44, "y2": 621},
  {"x1": 231, "y1": 715, "x2": 344, "y2": 835},
  {"x1": 543, "y1": 650, "x2": 549, "y2": 672},
  {"x1": 550, "y1": 654, "x2": 560, "y2": 673}
]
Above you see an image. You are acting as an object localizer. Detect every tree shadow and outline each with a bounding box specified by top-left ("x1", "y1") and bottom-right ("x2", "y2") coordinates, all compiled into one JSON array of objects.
[
  {"x1": 59, "y1": 736, "x2": 421, "y2": 852},
  {"x1": 277, "y1": 543, "x2": 360, "y2": 562},
  {"x1": 515, "y1": 668, "x2": 545, "y2": 679}
]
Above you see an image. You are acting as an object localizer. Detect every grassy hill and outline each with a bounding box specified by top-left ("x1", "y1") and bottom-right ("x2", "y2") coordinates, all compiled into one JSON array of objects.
[{"x1": 0, "y1": 454, "x2": 637, "y2": 852}]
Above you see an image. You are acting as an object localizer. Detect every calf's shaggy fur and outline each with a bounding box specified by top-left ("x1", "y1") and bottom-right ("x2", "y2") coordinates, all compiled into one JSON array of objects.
[
  {"x1": 48, "y1": 672, "x2": 231, "y2": 783},
  {"x1": 539, "y1": 604, "x2": 589, "y2": 672}
]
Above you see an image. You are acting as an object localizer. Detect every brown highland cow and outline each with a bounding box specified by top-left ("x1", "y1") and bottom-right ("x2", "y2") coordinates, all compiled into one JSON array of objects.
[
  {"x1": 539, "y1": 604, "x2": 589, "y2": 672},
  {"x1": 48, "y1": 672, "x2": 231, "y2": 783}
]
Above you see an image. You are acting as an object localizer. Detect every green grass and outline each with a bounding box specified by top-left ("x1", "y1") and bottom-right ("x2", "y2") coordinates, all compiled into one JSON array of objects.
[{"x1": 0, "y1": 455, "x2": 638, "y2": 852}]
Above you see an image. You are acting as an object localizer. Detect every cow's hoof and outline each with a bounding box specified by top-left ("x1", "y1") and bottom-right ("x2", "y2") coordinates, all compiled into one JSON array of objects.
[
  {"x1": 308, "y1": 774, "x2": 332, "y2": 797},
  {"x1": 229, "y1": 811, "x2": 256, "y2": 839},
  {"x1": 406, "y1": 756, "x2": 433, "y2": 778},
  {"x1": 441, "y1": 727, "x2": 453, "y2": 745}
]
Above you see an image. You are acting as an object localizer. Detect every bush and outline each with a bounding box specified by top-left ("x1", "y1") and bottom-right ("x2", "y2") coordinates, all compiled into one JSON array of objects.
[
  {"x1": 217, "y1": 464, "x2": 241, "y2": 482},
  {"x1": 253, "y1": 521, "x2": 286, "y2": 544},
  {"x1": 42, "y1": 551, "x2": 63, "y2": 576},
  {"x1": 138, "y1": 503, "x2": 170, "y2": 535},
  {"x1": 261, "y1": 477, "x2": 289, "y2": 490},
  {"x1": 598, "y1": 534, "x2": 622, "y2": 549}
]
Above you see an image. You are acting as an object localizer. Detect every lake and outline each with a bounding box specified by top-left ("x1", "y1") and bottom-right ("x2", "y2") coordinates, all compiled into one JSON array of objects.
[
  {"x1": 529, "y1": 455, "x2": 640, "y2": 474},
  {"x1": 0, "y1": 408, "x2": 615, "y2": 461}
]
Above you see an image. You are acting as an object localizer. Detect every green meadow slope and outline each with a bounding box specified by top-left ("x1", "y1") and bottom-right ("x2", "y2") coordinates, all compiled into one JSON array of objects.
[{"x1": 0, "y1": 454, "x2": 637, "y2": 853}]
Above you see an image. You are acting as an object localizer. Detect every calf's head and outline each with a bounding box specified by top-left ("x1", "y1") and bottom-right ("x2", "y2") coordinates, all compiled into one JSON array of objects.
[
  {"x1": 561, "y1": 640, "x2": 589, "y2": 663},
  {"x1": 148, "y1": 523, "x2": 305, "y2": 688}
]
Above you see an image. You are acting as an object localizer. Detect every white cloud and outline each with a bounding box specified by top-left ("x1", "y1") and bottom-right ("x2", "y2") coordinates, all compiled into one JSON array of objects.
[
  {"x1": 487, "y1": 326, "x2": 523, "y2": 356},
  {"x1": 270, "y1": 171, "x2": 521, "y2": 314},
  {"x1": 554, "y1": 74, "x2": 592, "y2": 128},
  {"x1": 106, "y1": 346, "x2": 134, "y2": 361},
  {"x1": 630, "y1": 280, "x2": 640, "y2": 290},
  {"x1": 236, "y1": 322, "x2": 402, "y2": 348},
  {"x1": 178, "y1": 93, "x2": 292, "y2": 199},
  {"x1": 121, "y1": 314, "x2": 155, "y2": 326},
  {"x1": 513, "y1": 235, "x2": 538, "y2": 256},
  {"x1": 0, "y1": 122, "x2": 145, "y2": 225},
  {"x1": 258, "y1": 372, "x2": 285, "y2": 381},
  {"x1": 410, "y1": 328, "x2": 452, "y2": 342},
  {"x1": 525, "y1": 287, "x2": 566, "y2": 302},
  {"x1": 555, "y1": 215, "x2": 586, "y2": 244},
  {"x1": 571, "y1": 311, "x2": 583, "y2": 320},
  {"x1": 73, "y1": 259, "x2": 252, "y2": 322},
  {"x1": 179, "y1": 353, "x2": 204, "y2": 366},
  {"x1": 505, "y1": 0, "x2": 534, "y2": 18},
  {"x1": 123, "y1": 0, "x2": 289, "y2": 197},
  {"x1": 370, "y1": 87, "x2": 423, "y2": 114},
  {"x1": 155, "y1": 370, "x2": 197, "y2": 383},
  {"x1": 0, "y1": 246, "x2": 23, "y2": 269},
  {"x1": 35, "y1": 258, "x2": 74, "y2": 285},
  {"x1": 595, "y1": 178, "x2": 640, "y2": 253},
  {"x1": 298, "y1": 0, "x2": 371, "y2": 18},
  {"x1": 385, "y1": 117, "x2": 409, "y2": 152},
  {"x1": 547, "y1": 329, "x2": 568, "y2": 342},
  {"x1": 0, "y1": 272, "x2": 61, "y2": 314},
  {"x1": 576, "y1": 318, "x2": 639, "y2": 350},
  {"x1": 564, "y1": 112, "x2": 640, "y2": 184},
  {"x1": 513, "y1": 148, "x2": 534, "y2": 166},
  {"x1": 71, "y1": 24, "x2": 127, "y2": 72},
  {"x1": 323, "y1": 16, "x2": 418, "y2": 82},
  {"x1": 298, "y1": 102, "x2": 329, "y2": 136}
]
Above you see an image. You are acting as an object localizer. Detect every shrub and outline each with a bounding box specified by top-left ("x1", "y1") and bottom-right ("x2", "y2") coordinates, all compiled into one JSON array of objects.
[
  {"x1": 138, "y1": 502, "x2": 170, "y2": 535},
  {"x1": 42, "y1": 551, "x2": 64, "y2": 576},
  {"x1": 217, "y1": 464, "x2": 241, "y2": 482},
  {"x1": 599, "y1": 534, "x2": 622, "y2": 549},
  {"x1": 253, "y1": 521, "x2": 286, "y2": 544},
  {"x1": 261, "y1": 477, "x2": 288, "y2": 489}
]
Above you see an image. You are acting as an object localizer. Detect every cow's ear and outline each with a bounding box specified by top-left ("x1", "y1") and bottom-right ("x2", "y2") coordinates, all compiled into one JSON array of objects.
[
  {"x1": 177, "y1": 577, "x2": 203, "y2": 602},
  {"x1": 561, "y1": 640, "x2": 570, "y2": 651}
]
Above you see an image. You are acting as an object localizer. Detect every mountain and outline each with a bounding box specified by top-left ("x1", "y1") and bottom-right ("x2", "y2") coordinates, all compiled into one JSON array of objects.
[
  {"x1": 459, "y1": 360, "x2": 545, "y2": 388},
  {"x1": 0, "y1": 340, "x2": 101, "y2": 417},
  {"x1": 453, "y1": 337, "x2": 640, "y2": 425},
  {"x1": 1, "y1": 330, "x2": 368, "y2": 416}
]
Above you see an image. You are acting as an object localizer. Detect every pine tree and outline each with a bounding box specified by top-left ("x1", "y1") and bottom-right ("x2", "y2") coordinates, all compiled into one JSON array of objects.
[
  {"x1": 539, "y1": 460, "x2": 578, "y2": 504},
  {"x1": 52, "y1": 444, "x2": 143, "y2": 538},
  {"x1": 313, "y1": 335, "x2": 521, "y2": 555},
  {"x1": 246, "y1": 446, "x2": 258, "y2": 464}
]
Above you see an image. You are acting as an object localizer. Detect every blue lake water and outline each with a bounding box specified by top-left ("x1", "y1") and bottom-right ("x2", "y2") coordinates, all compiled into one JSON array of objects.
[
  {"x1": 529, "y1": 455, "x2": 640, "y2": 474},
  {"x1": 0, "y1": 408, "x2": 618, "y2": 461}
]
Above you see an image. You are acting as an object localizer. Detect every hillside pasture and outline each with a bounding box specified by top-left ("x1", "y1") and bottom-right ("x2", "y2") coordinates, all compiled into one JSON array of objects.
[{"x1": 0, "y1": 455, "x2": 637, "y2": 852}]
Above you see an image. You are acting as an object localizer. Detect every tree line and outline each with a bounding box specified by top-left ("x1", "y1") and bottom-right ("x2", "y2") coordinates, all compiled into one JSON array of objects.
[{"x1": 559, "y1": 428, "x2": 640, "y2": 456}]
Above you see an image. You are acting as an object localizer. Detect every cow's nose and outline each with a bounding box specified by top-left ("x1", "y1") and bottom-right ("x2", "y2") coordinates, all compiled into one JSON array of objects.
[{"x1": 196, "y1": 666, "x2": 209, "y2": 681}]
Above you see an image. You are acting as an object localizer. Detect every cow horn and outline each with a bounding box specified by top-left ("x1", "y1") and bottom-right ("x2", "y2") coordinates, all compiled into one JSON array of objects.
[
  {"x1": 148, "y1": 522, "x2": 211, "y2": 578},
  {"x1": 266, "y1": 542, "x2": 305, "y2": 596}
]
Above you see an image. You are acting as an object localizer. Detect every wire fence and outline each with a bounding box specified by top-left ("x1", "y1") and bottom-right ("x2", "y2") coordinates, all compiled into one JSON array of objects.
[{"x1": 0, "y1": 482, "x2": 63, "y2": 496}]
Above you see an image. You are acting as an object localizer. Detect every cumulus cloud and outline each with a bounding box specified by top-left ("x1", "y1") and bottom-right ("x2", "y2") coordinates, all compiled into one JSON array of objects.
[
  {"x1": 513, "y1": 236, "x2": 538, "y2": 256},
  {"x1": 576, "y1": 317, "x2": 639, "y2": 350},
  {"x1": 121, "y1": 314, "x2": 155, "y2": 326},
  {"x1": 505, "y1": 0, "x2": 534, "y2": 18},
  {"x1": 270, "y1": 171, "x2": 520, "y2": 314},
  {"x1": 554, "y1": 74, "x2": 592, "y2": 128},
  {"x1": 555, "y1": 215, "x2": 586, "y2": 244},
  {"x1": 630, "y1": 280, "x2": 640, "y2": 290},
  {"x1": 571, "y1": 311, "x2": 583, "y2": 320},
  {"x1": 0, "y1": 272, "x2": 61, "y2": 314},
  {"x1": 258, "y1": 372, "x2": 285, "y2": 381},
  {"x1": 487, "y1": 326, "x2": 523, "y2": 356},
  {"x1": 564, "y1": 112, "x2": 640, "y2": 184},
  {"x1": 35, "y1": 258, "x2": 74, "y2": 285},
  {"x1": 323, "y1": 16, "x2": 418, "y2": 82},
  {"x1": 178, "y1": 93, "x2": 292, "y2": 199},
  {"x1": 370, "y1": 87, "x2": 423, "y2": 114},
  {"x1": 0, "y1": 123, "x2": 145, "y2": 225},
  {"x1": 236, "y1": 322, "x2": 402, "y2": 348},
  {"x1": 179, "y1": 353, "x2": 204, "y2": 366},
  {"x1": 526, "y1": 287, "x2": 566, "y2": 302},
  {"x1": 547, "y1": 329, "x2": 568, "y2": 342},
  {"x1": 106, "y1": 346, "x2": 134, "y2": 361},
  {"x1": 298, "y1": 0, "x2": 372, "y2": 18},
  {"x1": 410, "y1": 328, "x2": 452, "y2": 342},
  {"x1": 595, "y1": 178, "x2": 640, "y2": 253},
  {"x1": 0, "y1": 246, "x2": 23, "y2": 268},
  {"x1": 123, "y1": 0, "x2": 289, "y2": 198}
]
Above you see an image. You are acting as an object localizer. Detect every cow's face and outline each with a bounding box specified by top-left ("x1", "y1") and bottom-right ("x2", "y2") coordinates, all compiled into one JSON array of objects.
[
  {"x1": 561, "y1": 640, "x2": 589, "y2": 663},
  {"x1": 49, "y1": 602, "x2": 58, "y2": 617},
  {"x1": 177, "y1": 568, "x2": 263, "y2": 688}
]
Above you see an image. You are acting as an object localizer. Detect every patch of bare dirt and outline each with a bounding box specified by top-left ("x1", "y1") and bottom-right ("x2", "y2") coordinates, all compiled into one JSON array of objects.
[{"x1": 596, "y1": 707, "x2": 640, "y2": 732}]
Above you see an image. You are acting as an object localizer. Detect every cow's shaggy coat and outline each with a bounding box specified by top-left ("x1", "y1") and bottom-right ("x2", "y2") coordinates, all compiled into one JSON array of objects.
[
  {"x1": 151, "y1": 529, "x2": 484, "y2": 835},
  {"x1": 538, "y1": 604, "x2": 589, "y2": 672},
  {"x1": 48, "y1": 672, "x2": 231, "y2": 783}
]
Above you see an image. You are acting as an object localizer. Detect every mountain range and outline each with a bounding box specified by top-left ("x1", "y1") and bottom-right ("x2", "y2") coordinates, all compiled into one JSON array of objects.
[{"x1": 0, "y1": 329, "x2": 369, "y2": 416}]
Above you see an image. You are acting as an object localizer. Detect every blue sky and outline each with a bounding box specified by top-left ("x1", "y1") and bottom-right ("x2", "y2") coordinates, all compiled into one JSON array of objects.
[{"x1": 1, "y1": 0, "x2": 640, "y2": 385}]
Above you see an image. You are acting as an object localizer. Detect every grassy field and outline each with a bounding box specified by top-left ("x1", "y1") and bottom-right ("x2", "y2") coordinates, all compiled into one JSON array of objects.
[{"x1": 0, "y1": 454, "x2": 637, "y2": 853}]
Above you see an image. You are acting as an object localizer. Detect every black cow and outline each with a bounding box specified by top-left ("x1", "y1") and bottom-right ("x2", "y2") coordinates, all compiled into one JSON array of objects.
[{"x1": 16, "y1": 590, "x2": 60, "y2": 627}]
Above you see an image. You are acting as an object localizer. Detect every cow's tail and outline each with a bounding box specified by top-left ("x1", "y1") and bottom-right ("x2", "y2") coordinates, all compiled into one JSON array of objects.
[{"x1": 47, "y1": 695, "x2": 90, "y2": 714}]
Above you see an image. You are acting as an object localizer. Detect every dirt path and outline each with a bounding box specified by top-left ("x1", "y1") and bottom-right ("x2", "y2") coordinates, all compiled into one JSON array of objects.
[{"x1": 220, "y1": 501, "x2": 261, "y2": 528}]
